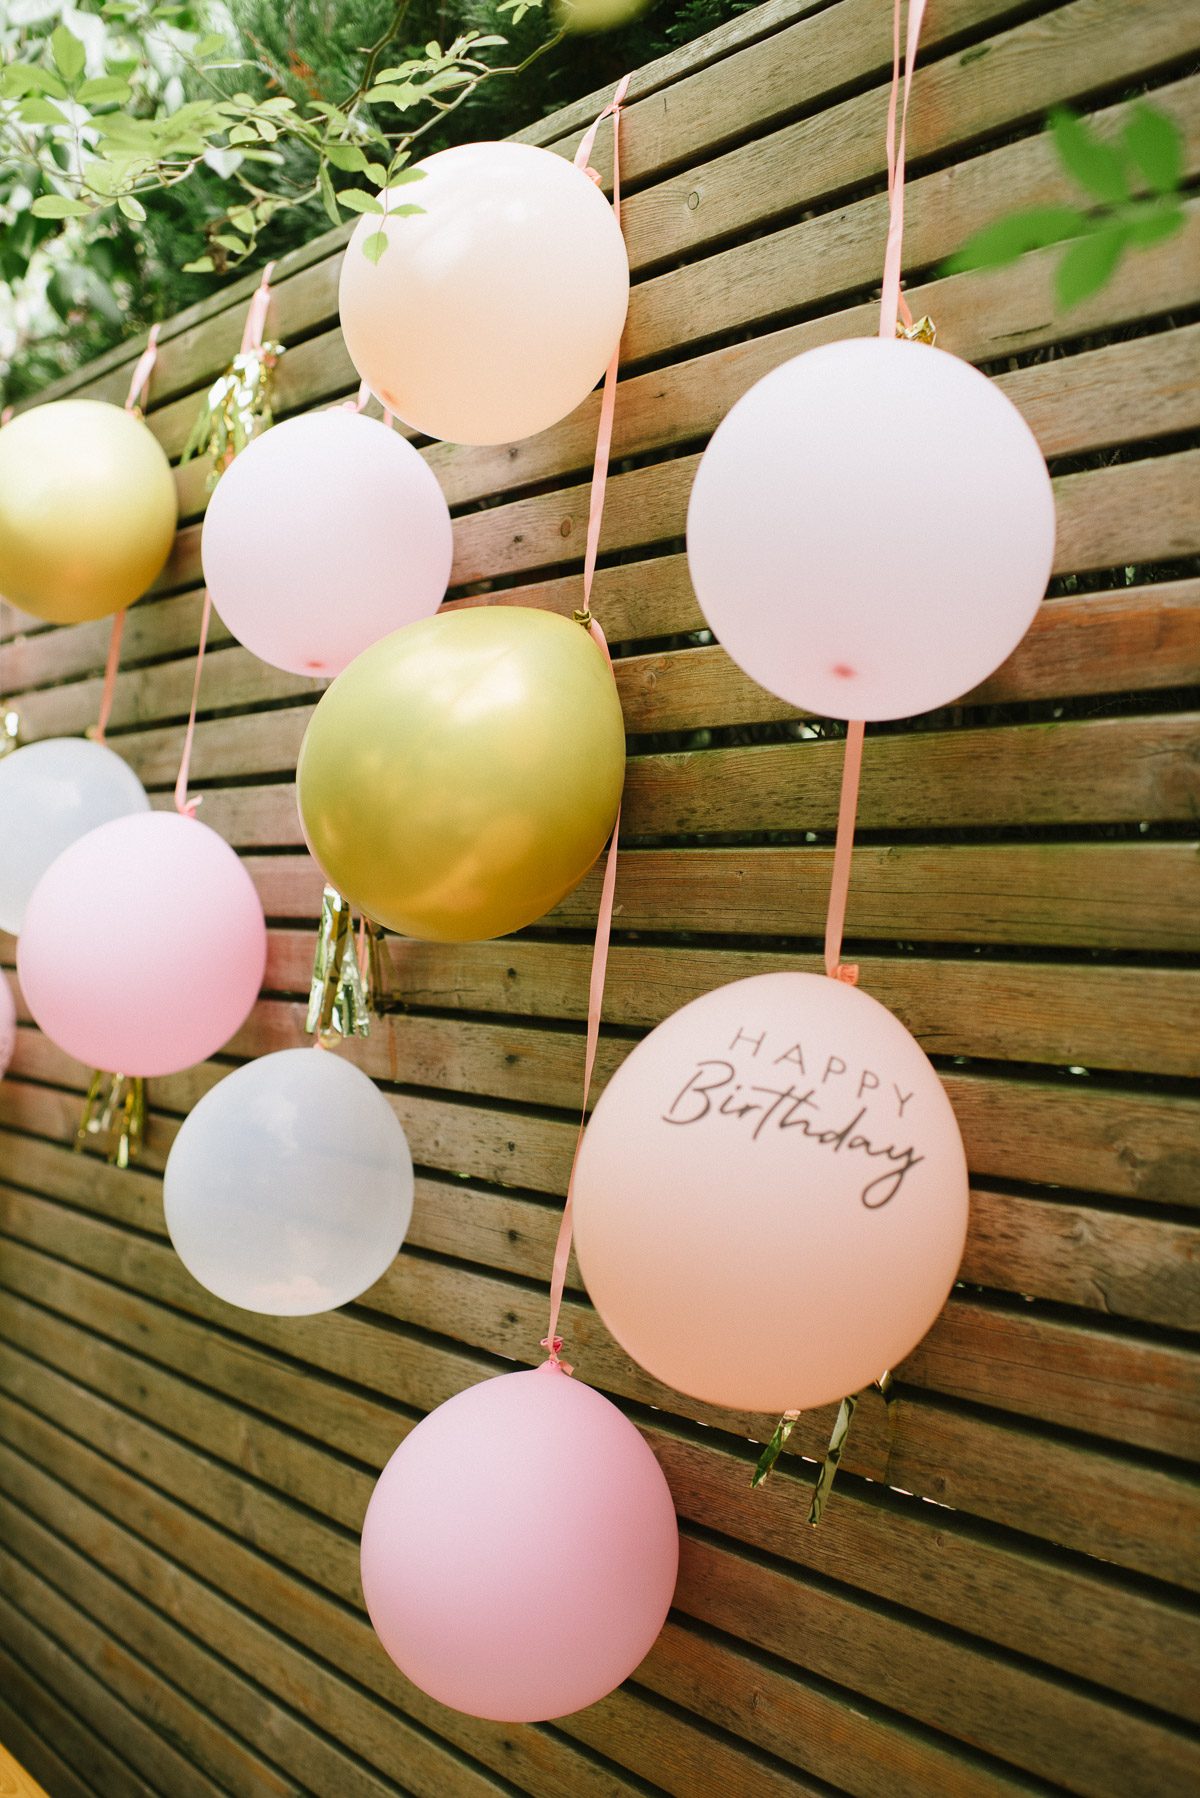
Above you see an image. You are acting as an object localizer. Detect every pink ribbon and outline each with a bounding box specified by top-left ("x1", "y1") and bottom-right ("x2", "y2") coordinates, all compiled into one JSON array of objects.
[
  {"x1": 824, "y1": 0, "x2": 925, "y2": 984},
  {"x1": 240, "y1": 262, "x2": 275, "y2": 353},
  {"x1": 541, "y1": 77, "x2": 630, "y2": 1370},
  {"x1": 124, "y1": 321, "x2": 160, "y2": 413},
  {"x1": 344, "y1": 375, "x2": 393, "y2": 430}
]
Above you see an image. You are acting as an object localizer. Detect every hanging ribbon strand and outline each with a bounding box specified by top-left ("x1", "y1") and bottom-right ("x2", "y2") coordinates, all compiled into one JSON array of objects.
[
  {"x1": 540, "y1": 74, "x2": 631, "y2": 1374},
  {"x1": 755, "y1": 0, "x2": 927, "y2": 1513}
]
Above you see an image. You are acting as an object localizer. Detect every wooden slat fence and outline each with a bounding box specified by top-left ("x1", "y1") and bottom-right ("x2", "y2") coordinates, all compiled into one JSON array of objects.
[{"x1": 1, "y1": 0, "x2": 1198, "y2": 1792}]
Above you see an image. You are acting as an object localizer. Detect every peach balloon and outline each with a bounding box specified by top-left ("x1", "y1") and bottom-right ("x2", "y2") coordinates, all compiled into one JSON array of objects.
[
  {"x1": 0, "y1": 400, "x2": 177, "y2": 624},
  {"x1": 573, "y1": 972, "x2": 969, "y2": 1414},
  {"x1": 686, "y1": 338, "x2": 1056, "y2": 721},
  {"x1": 360, "y1": 1364, "x2": 678, "y2": 1721},
  {"x1": 18, "y1": 812, "x2": 265, "y2": 1077},
  {"x1": 338, "y1": 142, "x2": 628, "y2": 445},
  {"x1": 201, "y1": 409, "x2": 452, "y2": 677}
]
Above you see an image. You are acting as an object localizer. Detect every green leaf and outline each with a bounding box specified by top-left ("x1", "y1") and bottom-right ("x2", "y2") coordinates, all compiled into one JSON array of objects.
[
  {"x1": 194, "y1": 33, "x2": 226, "y2": 57},
  {"x1": 18, "y1": 97, "x2": 70, "y2": 126},
  {"x1": 362, "y1": 230, "x2": 389, "y2": 265},
  {"x1": 324, "y1": 142, "x2": 368, "y2": 171},
  {"x1": 213, "y1": 233, "x2": 247, "y2": 252},
  {"x1": 51, "y1": 26, "x2": 87, "y2": 87},
  {"x1": 228, "y1": 206, "x2": 256, "y2": 234},
  {"x1": 942, "y1": 204, "x2": 1086, "y2": 273},
  {"x1": 182, "y1": 255, "x2": 216, "y2": 272},
  {"x1": 362, "y1": 160, "x2": 388, "y2": 185},
  {"x1": 336, "y1": 189, "x2": 384, "y2": 214},
  {"x1": 1050, "y1": 108, "x2": 1128, "y2": 205},
  {"x1": 1127, "y1": 200, "x2": 1185, "y2": 249},
  {"x1": 77, "y1": 77, "x2": 133, "y2": 105},
  {"x1": 1122, "y1": 101, "x2": 1183, "y2": 197},
  {"x1": 254, "y1": 118, "x2": 278, "y2": 142},
  {"x1": 31, "y1": 193, "x2": 92, "y2": 218},
  {"x1": 387, "y1": 166, "x2": 427, "y2": 186},
  {"x1": 318, "y1": 162, "x2": 340, "y2": 225},
  {"x1": 117, "y1": 193, "x2": 146, "y2": 221},
  {"x1": 226, "y1": 124, "x2": 258, "y2": 145},
  {"x1": 367, "y1": 84, "x2": 419, "y2": 108},
  {"x1": 0, "y1": 64, "x2": 69, "y2": 99},
  {"x1": 1054, "y1": 223, "x2": 1130, "y2": 309},
  {"x1": 382, "y1": 203, "x2": 424, "y2": 219}
]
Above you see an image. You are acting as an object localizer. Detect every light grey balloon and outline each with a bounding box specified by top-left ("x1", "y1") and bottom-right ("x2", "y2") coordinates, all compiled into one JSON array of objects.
[
  {"x1": 164, "y1": 1048, "x2": 413, "y2": 1315},
  {"x1": 0, "y1": 736, "x2": 149, "y2": 935}
]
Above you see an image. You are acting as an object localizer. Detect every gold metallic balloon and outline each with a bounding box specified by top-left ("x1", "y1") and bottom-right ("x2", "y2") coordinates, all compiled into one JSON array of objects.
[
  {"x1": 297, "y1": 607, "x2": 626, "y2": 942},
  {"x1": 0, "y1": 400, "x2": 177, "y2": 624}
]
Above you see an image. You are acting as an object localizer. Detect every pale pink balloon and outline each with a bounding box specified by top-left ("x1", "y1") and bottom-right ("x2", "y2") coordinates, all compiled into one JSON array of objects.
[
  {"x1": 686, "y1": 337, "x2": 1056, "y2": 721},
  {"x1": 18, "y1": 811, "x2": 265, "y2": 1077},
  {"x1": 0, "y1": 972, "x2": 15, "y2": 1079},
  {"x1": 360, "y1": 1364, "x2": 678, "y2": 1721},
  {"x1": 339, "y1": 142, "x2": 629, "y2": 445},
  {"x1": 201, "y1": 409, "x2": 452, "y2": 678},
  {"x1": 573, "y1": 971, "x2": 969, "y2": 1414}
]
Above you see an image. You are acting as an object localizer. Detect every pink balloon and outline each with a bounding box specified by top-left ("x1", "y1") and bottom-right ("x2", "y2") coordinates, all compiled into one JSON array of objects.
[
  {"x1": 361, "y1": 1364, "x2": 678, "y2": 1721},
  {"x1": 686, "y1": 338, "x2": 1056, "y2": 720},
  {"x1": 201, "y1": 410, "x2": 452, "y2": 678},
  {"x1": 573, "y1": 972, "x2": 969, "y2": 1414},
  {"x1": 18, "y1": 812, "x2": 265, "y2": 1077},
  {"x1": 0, "y1": 973, "x2": 15, "y2": 1079},
  {"x1": 339, "y1": 142, "x2": 629, "y2": 445}
]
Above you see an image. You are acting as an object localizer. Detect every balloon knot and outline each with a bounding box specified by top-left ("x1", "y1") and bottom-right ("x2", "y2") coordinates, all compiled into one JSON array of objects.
[
  {"x1": 540, "y1": 1336, "x2": 574, "y2": 1375},
  {"x1": 831, "y1": 963, "x2": 860, "y2": 986}
]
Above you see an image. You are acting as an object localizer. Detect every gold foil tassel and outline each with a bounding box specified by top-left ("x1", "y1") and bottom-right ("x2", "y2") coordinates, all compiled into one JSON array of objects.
[
  {"x1": 181, "y1": 343, "x2": 284, "y2": 489},
  {"x1": 751, "y1": 1410, "x2": 801, "y2": 1489},
  {"x1": 807, "y1": 1392, "x2": 858, "y2": 1525},
  {"x1": 0, "y1": 710, "x2": 20, "y2": 758},
  {"x1": 896, "y1": 314, "x2": 937, "y2": 345},
  {"x1": 360, "y1": 915, "x2": 389, "y2": 1015},
  {"x1": 75, "y1": 1070, "x2": 145, "y2": 1169},
  {"x1": 306, "y1": 885, "x2": 371, "y2": 1042}
]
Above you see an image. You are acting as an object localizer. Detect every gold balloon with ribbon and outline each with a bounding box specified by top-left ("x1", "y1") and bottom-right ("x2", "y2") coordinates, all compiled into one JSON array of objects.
[
  {"x1": 297, "y1": 606, "x2": 626, "y2": 943},
  {"x1": 0, "y1": 400, "x2": 177, "y2": 624}
]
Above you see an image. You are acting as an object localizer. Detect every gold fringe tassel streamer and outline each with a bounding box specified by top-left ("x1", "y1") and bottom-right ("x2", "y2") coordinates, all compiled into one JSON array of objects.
[
  {"x1": 180, "y1": 342, "x2": 284, "y2": 489},
  {"x1": 75, "y1": 1071, "x2": 145, "y2": 1169},
  {"x1": 306, "y1": 885, "x2": 372, "y2": 1042},
  {"x1": 752, "y1": 1371, "x2": 896, "y2": 1524},
  {"x1": 0, "y1": 709, "x2": 19, "y2": 759}
]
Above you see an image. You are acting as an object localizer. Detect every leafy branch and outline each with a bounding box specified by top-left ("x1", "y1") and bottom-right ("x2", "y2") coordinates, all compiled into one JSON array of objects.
[
  {"x1": 0, "y1": 0, "x2": 558, "y2": 279},
  {"x1": 943, "y1": 101, "x2": 1187, "y2": 308}
]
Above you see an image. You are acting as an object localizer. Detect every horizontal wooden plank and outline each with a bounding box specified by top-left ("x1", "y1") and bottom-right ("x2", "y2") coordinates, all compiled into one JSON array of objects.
[
  {"x1": 0, "y1": 1693, "x2": 90, "y2": 1798},
  {"x1": 2, "y1": 1260, "x2": 1196, "y2": 1797},
  {"x1": 0, "y1": 1366, "x2": 1043, "y2": 1798},
  {"x1": 0, "y1": 1640, "x2": 152, "y2": 1798},
  {"x1": 260, "y1": 930, "x2": 1200, "y2": 1079},
  {"x1": 3, "y1": 1171, "x2": 1197, "y2": 1593}
]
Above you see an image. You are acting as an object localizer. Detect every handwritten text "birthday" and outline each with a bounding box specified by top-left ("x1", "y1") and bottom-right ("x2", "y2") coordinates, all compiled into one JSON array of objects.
[{"x1": 661, "y1": 1042, "x2": 924, "y2": 1208}]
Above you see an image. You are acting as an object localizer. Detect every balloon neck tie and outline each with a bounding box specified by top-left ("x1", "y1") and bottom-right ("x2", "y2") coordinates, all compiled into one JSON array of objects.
[
  {"x1": 879, "y1": 0, "x2": 926, "y2": 341},
  {"x1": 542, "y1": 77, "x2": 629, "y2": 1371},
  {"x1": 573, "y1": 72, "x2": 631, "y2": 184},
  {"x1": 540, "y1": 1336, "x2": 574, "y2": 1376},
  {"x1": 75, "y1": 1070, "x2": 145, "y2": 1169},
  {"x1": 124, "y1": 322, "x2": 160, "y2": 416}
]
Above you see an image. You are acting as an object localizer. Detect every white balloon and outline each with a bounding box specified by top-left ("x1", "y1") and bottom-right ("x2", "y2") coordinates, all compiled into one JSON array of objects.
[
  {"x1": 686, "y1": 338, "x2": 1056, "y2": 721},
  {"x1": 164, "y1": 1048, "x2": 413, "y2": 1315},
  {"x1": 0, "y1": 973, "x2": 15, "y2": 1079},
  {"x1": 0, "y1": 737, "x2": 149, "y2": 935}
]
